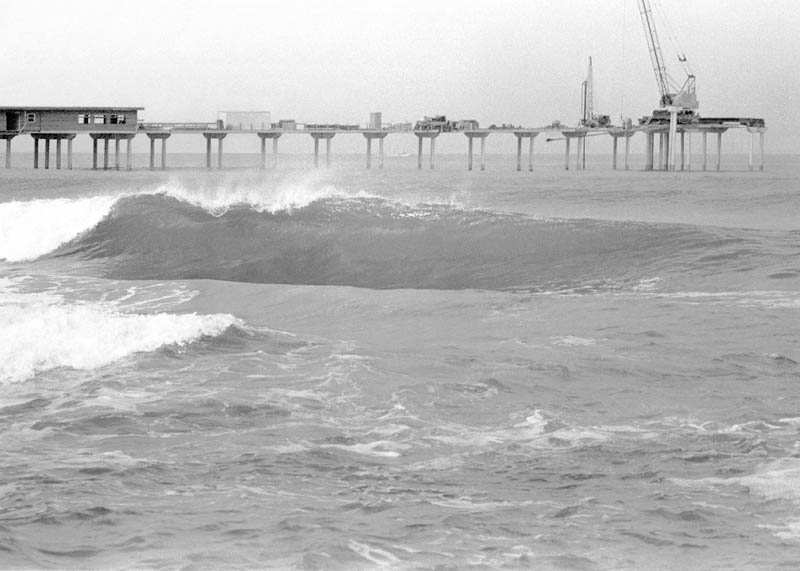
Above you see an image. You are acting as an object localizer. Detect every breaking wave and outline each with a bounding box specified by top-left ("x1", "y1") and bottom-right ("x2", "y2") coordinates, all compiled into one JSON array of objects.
[
  {"x1": 0, "y1": 280, "x2": 240, "y2": 385},
  {"x1": 1, "y1": 182, "x2": 768, "y2": 291}
]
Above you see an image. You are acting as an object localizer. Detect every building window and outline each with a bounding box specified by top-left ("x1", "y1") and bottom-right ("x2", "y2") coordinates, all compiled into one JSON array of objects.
[
  {"x1": 26, "y1": 112, "x2": 36, "y2": 123},
  {"x1": 93, "y1": 114, "x2": 106, "y2": 124},
  {"x1": 109, "y1": 114, "x2": 126, "y2": 125},
  {"x1": 77, "y1": 114, "x2": 90, "y2": 125}
]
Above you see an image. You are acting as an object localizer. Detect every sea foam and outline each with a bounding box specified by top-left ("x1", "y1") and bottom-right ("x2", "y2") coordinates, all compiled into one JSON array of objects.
[
  {"x1": 0, "y1": 195, "x2": 120, "y2": 262},
  {"x1": 0, "y1": 283, "x2": 238, "y2": 385}
]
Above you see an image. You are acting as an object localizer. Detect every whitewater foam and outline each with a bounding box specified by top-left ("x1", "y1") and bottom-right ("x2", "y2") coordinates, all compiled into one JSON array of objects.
[
  {"x1": 153, "y1": 175, "x2": 377, "y2": 215},
  {"x1": 0, "y1": 282, "x2": 239, "y2": 385},
  {"x1": 0, "y1": 195, "x2": 121, "y2": 262}
]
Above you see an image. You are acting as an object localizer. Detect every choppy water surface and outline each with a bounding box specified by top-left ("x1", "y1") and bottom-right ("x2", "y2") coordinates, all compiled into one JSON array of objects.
[{"x1": 1, "y1": 155, "x2": 799, "y2": 569}]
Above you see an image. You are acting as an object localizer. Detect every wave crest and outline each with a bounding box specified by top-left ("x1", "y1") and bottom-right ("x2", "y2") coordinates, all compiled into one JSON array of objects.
[{"x1": 0, "y1": 282, "x2": 239, "y2": 384}]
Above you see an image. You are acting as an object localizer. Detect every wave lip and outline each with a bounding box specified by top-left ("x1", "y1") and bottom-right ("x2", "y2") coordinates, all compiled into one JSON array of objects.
[{"x1": 0, "y1": 287, "x2": 239, "y2": 385}]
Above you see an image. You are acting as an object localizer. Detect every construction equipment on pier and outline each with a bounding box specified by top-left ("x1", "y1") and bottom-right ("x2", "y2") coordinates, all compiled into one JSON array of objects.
[{"x1": 637, "y1": 0, "x2": 698, "y2": 125}]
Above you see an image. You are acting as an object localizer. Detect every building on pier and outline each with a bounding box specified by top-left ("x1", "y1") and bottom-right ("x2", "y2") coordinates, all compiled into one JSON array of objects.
[{"x1": 0, "y1": 106, "x2": 142, "y2": 170}]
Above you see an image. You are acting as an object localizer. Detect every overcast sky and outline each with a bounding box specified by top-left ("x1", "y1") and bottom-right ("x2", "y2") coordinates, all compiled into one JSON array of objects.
[{"x1": 1, "y1": 0, "x2": 797, "y2": 151}]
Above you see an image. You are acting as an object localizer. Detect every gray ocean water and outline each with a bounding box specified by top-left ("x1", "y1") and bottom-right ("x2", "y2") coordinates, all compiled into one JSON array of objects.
[{"x1": 1, "y1": 153, "x2": 799, "y2": 569}]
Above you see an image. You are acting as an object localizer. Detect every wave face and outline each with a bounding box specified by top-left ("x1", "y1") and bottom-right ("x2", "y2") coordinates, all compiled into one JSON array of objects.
[{"x1": 41, "y1": 193, "x2": 732, "y2": 291}]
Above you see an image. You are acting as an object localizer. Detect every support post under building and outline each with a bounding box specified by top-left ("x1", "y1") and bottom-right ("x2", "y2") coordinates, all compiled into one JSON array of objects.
[
  {"x1": 363, "y1": 132, "x2": 387, "y2": 170},
  {"x1": 203, "y1": 132, "x2": 226, "y2": 169},
  {"x1": 414, "y1": 131, "x2": 438, "y2": 170},
  {"x1": 257, "y1": 132, "x2": 282, "y2": 169}
]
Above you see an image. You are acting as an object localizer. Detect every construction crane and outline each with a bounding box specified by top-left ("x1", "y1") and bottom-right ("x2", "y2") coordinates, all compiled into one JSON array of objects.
[{"x1": 638, "y1": 0, "x2": 698, "y2": 124}]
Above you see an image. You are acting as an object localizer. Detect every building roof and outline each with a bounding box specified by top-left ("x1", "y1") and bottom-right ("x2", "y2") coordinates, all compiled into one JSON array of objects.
[{"x1": 0, "y1": 106, "x2": 144, "y2": 112}]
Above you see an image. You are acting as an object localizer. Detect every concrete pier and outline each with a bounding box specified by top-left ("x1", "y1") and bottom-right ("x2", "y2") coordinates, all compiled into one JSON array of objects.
[
  {"x1": 310, "y1": 132, "x2": 335, "y2": 168},
  {"x1": 2, "y1": 135, "x2": 14, "y2": 169},
  {"x1": 363, "y1": 131, "x2": 387, "y2": 169},
  {"x1": 203, "y1": 132, "x2": 227, "y2": 169},
  {"x1": 465, "y1": 131, "x2": 490, "y2": 171},
  {"x1": 513, "y1": 132, "x2": 537, "y2": 172},
  {"x1": 257, "y1": 131, "x2": 282, "y2": 169},
  {"x1": 562, "y1": 131, "x2": 587, "y2": 171},
  {"x1": 685, "y1": 131, "x2": 692, "y2": 171},
  {"x1": 608, "y1": 129, "x2": 633, "y2": 171},
  {"x1": 645, "y1": 131, "x2": 655, "y2": 171},
  {"x1": 146, "y1": 132, "x2": 170, "y2": 170},
  {"x1": 414, "y1": 131, "x2": 439, "y2": 170},
  {"x1": 33, "y1": 134, "x2": 77, "y2": 170},
  {"x1": 702, "y1": 132, "x2": 708, "y2": 171}
]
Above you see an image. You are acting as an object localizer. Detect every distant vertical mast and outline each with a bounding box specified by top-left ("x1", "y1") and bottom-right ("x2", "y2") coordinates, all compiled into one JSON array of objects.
[{"x1": 581, "y1": 57, "x2": 594, "y2": 126}]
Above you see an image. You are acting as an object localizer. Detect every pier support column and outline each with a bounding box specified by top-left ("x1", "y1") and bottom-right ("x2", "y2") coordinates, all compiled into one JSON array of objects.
[
  {"x1": 103, "y1": 138, "x2": 109, "y2": 170},
  {"x1": 310, "y1": 132, "x2": 335, "y2": 169},
  {"x1": 702, "y1": 132, "x2": 708, "y2": 171},
  {"x1": 467, "y1": 136, "x2": 474, "y2": 171},
  {"x1": 67, "y1": 137, "x2": 73, "y2": 170},
  {"x1": 716, "y1": 131, "x2": 723, "y2": 172},
  {"x1": 92, "y1": 137, "x2": 98, "y2": 170},
  {"x1": 56, "y1": 138, "x2": 62, "y2": 169},
  {"x1": 515, "y1": 135, "x2": 522, "y2": 171},
  {"x1": 680, "y1": 131, "x2": 685, "y2": 171},
  {"x1": 150, "y1": 137, "x2": 156, "y2": 170},
  {"x1": 257, "y1": 132, "x2": 281, "y2": 169},
  {"x1": 759, "y1": 131, "x2": 765, "y2": 171},
  {"x1": 667, "y1": 108, "x2": 678, "y2": 171},
  {"x1": 161, "y1": 138, "x2": 167, "y2": 170},
  {"x1": 414, "y1": 131, "x2": 438, "y2": 170},
  {"x1": 33, "y1": 137, "x2": 39, "y2": 169},
  {"x1": 126, "y1": 137, "x2": 132, "y2": 170},
  {"x1": 564, "y1": 137, "x2": 571, "y2": 170},
  {"x1": 114, "y1": 137, "x2": 120, "y2": 171},
  {"x1": 748, "y1": 131, "x2": 754, "y2": 171},
  {"x1": 686, "y1": 131, "x2": 692, "y2": 171},
  {"x1": 612, "y1": 136, "x2": 619, "y2": 170},
  {"x1": 644, "y1": 132, "x2": 654, "y2": 171},
  {"x1": 4, "y1": 137, "x2": 12, "y2": 169},
  {"x1": 576, "y1": 137, "x2": 585, "y2": 171},
  {"x1": 624, "y1": 135, "x2": 631, "y2": 170},
  {"x1": 479, "y1": 136, "x2": 486, "y2": 171},
  {"x1": 528, "y1": 136, "x2": 535, "y2": 171},
  {"x1": 44, "y1": 139, "x2": 50, "y2": 170},
  {"x1": 363, "y1": 132, "x2": 387, "y2": 170},
  {"x1": 202, "y1": 132, "x2": 225, "y2": 169}
]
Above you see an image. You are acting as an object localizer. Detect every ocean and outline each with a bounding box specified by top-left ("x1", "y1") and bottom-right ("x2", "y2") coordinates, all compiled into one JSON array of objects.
[{"x1": 1, "y1": 152, "x2": 799, "y2": 569}]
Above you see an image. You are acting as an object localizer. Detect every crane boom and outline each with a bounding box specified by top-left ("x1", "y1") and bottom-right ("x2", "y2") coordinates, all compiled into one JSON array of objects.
[
  {"x1": 638, "y1": 0, "x2": 671, "y2": 106},
  {"x1": 637, "y1": 0, "x2": 698, "y2": 112}
]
